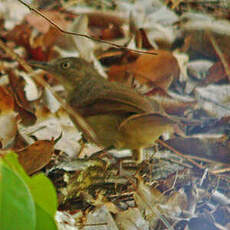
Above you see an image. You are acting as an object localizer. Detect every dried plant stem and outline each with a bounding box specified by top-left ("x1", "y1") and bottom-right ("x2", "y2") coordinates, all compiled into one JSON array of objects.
[
  {"x1": 157, "y1": 139, "x2": 230, "y2": 183},
  {"x1": 156, "y1": 139, "x2": 206, "y2": 169},
  {"x1": 0, "y1": 39, "x2": 100, "y2": 146},
  {"x1": 211, "y1": 167, "x2": 230, "y2": 174},
  {"x1": 185, "y1": 154, "x2": 230, "y2": 165},
  {"x1": 75, "y1": 222, "x2": 108, "y2": 227},
  {"x1": 18, "y1": 0, "x2": 156, "y2": 56}
]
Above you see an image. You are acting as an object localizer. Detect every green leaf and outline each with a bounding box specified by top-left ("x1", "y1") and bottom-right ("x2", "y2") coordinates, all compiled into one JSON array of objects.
[
  {"x1": 29, "y1": 173, "x2": 57, "y2": 217},
  {"x1": 1, "y1": 151, "x2": 30, "y2": 183},
  {"x1": 35, "y1": 203, "x2": 57, "y2": 230},
  {"x1": 0, "y1": 163, "x2": 36, "y2": 230},
  {"x1": 0, "y1": 152, "x2": 58, "y2": 230}
]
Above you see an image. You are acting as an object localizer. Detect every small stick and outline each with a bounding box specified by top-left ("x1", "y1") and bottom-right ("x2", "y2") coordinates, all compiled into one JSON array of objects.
[
  {"x1": 75, "y1": 222, "x2": 108, "y2": 227},
  {"x1": 211, "y1": 167, "x2": 230, "y2": 174},
  {"x1": 157, "y1": 139, "x2": 230, "y2": 183},
  {"x1": 156, "y1": 139, "x2": 206, "y2": 169}
]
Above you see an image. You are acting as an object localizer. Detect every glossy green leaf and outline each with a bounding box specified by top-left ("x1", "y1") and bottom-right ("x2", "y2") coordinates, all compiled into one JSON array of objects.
[
  {"x1": 0, "y1": 163, "x2": 36, "y2": 230},
  {"x1": 1, "y1": 151, "x2": 30, "y2": 183},
  {"x1": 0, "y1": 152, "x2": 58, "y2": 230},
  {"x1": 29, "y1": 173, "x2": 58, "y2": 217},
  {"x1": 35, "y1": 203, "x2": 57, "y2": 230}
]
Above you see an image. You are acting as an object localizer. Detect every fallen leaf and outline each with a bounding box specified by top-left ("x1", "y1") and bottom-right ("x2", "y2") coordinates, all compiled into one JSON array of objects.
[
  {"x1": 107, "y1": 64, "x2": 131, "y2": 85},
  {"x1": 135, "y1": 28, "x2": 154, "y2": 49},
  {"x1": 17, "y1": 139, "x2": 54, "y2": 175},
  {"x1": 0, "y1": 86, "x2": 17, "y2": 148},
  {"x1": 131, "y1": 50, "x2": 180, "y2": 89},
  {"x1": 0, "y1": 85, "x2": 14, "y2": 112},
  {"x1": 8, "y1": 71, "x2": 37, "y2": 126},
  {"x1": 180, "y1": 12, "x2": 230, "y2": 59},
  {"x1": 201, "y1": 60, "x2": 230, "y2": 86},
  {"x1": 195, "y1": 84, "x2": 230, "y2": 118},
  {"x1": 70, "y1": 15, "x2": 95, "y2": 62},
  {"x1": 4, "y1": 24, "x2": 32, "y2": 49},
  {"x1": 25, "y1": 10, "x2": 69, "y2": 34},
  {"x1": 108, "y1": 50, "x2": 180, "y2": 90},
  {"x1": 19, "y1": 108, "x2": 82, "y2": 157}
]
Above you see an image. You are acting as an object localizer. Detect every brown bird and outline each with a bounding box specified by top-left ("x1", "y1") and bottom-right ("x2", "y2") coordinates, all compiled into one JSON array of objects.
[{"x1": 30, "y1": 57, "x2": 175, "y2": 162}]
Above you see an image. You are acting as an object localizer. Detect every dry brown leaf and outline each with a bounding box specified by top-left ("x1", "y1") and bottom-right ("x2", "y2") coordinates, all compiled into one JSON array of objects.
[
  {"x1": 8, "y1": 71, "x2": 36, "y2": 126},
  {"x1": 202, "y1": 61, "x2": 230, "y2": 86},
  {"x1": 0, "y1": 85, "x2": 14, "y2": 112},
  {"x1": 17, "y1": 139, "x2": 54, "y2": 175},
  {"x1": 25, "y1": 10, "x2": 69, "y2": 34},
  {"x1": 180, "y1": 13, "x2": 230, "y2": 59},
  {"x1": 87, "y1": 11, "x2": 126, "y2": 31},
  {"x1": 100, "y1": 23, "x2": 123, "y2": 40},
  {"x1": 78, "y1": 11, "x2": 126, "y2": 41},
  {"x1": 107, "y1": 64, "x2": 131, "y2": 85},
  {"x1": 135, "y1": 28, "x2": 154, "y2": 49},
  {"x1": 130, "y1": 50, "x2": 180, "y2": 89},
  {"x1": 0, "y1": 86, "x2": 17, "y2": 148},
  {"x1": 4, "y1": 24, "x2": 32, "y2": 48},
  {"x1": 108, "y1": 50, "x2": 180, "y2": 90},
  {"x1": 4, "y1": 24, "x2": 47, "y2": 61}
]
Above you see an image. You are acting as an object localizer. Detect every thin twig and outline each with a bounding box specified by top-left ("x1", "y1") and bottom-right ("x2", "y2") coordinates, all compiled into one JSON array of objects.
[
  {"x1": 211, "y1": 167, "x2": 230, "y2": 174},
  {"x1": 75, "y1": 222, "x2": 108, "y2": 227},
  {"x1": 156, "y1": 139, "x2": 205, "y2": 169},
  {"x1": 18, "y1": 0, "x2": 156, "y2": 56},
  {"x1": 0, "y1": 39, "x2": 100, "y2": 146},
  {"x1": 185, "y1": 154, "x2": 230, "y2": 166},
  {"x1": 157, "y1": 139, "x2": 230, "y2": 183}
]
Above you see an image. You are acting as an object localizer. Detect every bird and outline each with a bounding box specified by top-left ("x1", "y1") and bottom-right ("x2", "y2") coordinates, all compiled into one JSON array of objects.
[{"x1": 30, "y1": 57, "x2": 175, "y2": 162}]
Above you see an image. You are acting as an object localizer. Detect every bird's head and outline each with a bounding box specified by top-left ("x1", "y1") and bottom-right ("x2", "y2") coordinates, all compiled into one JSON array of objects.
[{"x1": 30, "y1": 57, "x2": 95, "y2": 92}]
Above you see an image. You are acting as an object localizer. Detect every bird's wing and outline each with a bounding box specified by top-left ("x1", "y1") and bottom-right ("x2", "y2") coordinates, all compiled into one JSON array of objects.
[{"x1": 71, "y1": 87, "x2": 161, "y2": 116}]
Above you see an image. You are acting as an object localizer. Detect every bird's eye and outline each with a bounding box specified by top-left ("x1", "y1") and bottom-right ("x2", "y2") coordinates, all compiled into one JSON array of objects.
[{"x1": 61, "y1": 62, "x2": 71, "y2": 69}]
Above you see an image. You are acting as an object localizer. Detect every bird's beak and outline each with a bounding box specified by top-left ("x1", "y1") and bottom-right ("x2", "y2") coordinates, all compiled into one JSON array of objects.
[{"x1": 29, "y1": 60, "x2": 54, "y2": 72}]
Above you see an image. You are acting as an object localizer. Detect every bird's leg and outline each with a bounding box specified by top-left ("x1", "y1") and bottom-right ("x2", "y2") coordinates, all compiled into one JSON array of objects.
[
  {"x1": 133, "y1": 148, "x2": 144, "y2": 163},
  {"x1": 89, "y1": 146, "x2": 114, "y2": 159},
  {"x1": 76, "y1": 137, "x2": 86, "y2": 158},
  {"x1": 121, "y1": 148, "x2": 143, "y2": 171}
]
